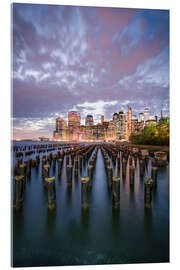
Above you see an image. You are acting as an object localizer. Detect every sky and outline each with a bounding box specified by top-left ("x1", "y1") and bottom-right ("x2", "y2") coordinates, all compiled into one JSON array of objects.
[{"x1": 12, "y1": 3, "x2": 169, "y2": 139}]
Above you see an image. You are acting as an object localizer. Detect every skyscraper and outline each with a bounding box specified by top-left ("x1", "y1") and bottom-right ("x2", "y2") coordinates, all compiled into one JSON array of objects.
[
  {"x1": 127, "y1": 106, "x2": 132, "y2": 139},
  {"x1": 53, "y1": 117, "x2": 67, "y2": 140},
  {"x1": 117, "y1": 110, "x2": 126, "y2": 140},
  {"x1": 68, "y1": 111, "x2": 81, "y2": 140},
  {"x1": 144, "y1": 108, "x2": 149, "y2": 122},
  {"x1": 85, "y1": 115, "x2": 94, "y2": 126},
  {"x1": 139, "y1": 112, "x2": 144, "y2": 122},
  {"x1": 85, "y1": 114, "x2": 94, "y2": 140},
  {"x1": 106, "y1": 120, "x2": 116, "y2": 141},
  {"x1": 93, "y1": 123, "x2": 105, "y2": 141}
]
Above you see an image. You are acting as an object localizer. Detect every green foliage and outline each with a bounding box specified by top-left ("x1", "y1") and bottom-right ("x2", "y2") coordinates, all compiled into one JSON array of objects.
[{"x1": 130, "y1": 120, "x2": 169, "y2": 145}]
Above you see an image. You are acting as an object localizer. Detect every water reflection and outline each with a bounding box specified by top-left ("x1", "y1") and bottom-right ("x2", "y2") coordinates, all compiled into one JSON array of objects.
[
  {"x1": 66, "y1": 186, "x2": 72, "y2": 204},
  {"x1": 81, "y1": 208, "x2": 90, "y2": 232},
  {"x1": 13, "y1": 209, "x2": 24, "y2": 234},
  {"x1": 46, "y1": 210, "x2": 56, "y2": 234},
  {"x1": 129, "y1": 185, "x2": 135, "y2": 204},
  {"x1": 12, "y1": 142, "x2": 169, "y2": 266},
  {"x1": 112, "y1": 207, "x2": 120, "y2": 232},
  {"x1": 144, "y1": 207, "x2": 153, "y2": 233}
]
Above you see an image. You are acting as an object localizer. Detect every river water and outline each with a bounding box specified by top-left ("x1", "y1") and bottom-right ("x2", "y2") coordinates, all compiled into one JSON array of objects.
[{"x1": 12, "y1": 141, "x2": 169, "y2": 267}]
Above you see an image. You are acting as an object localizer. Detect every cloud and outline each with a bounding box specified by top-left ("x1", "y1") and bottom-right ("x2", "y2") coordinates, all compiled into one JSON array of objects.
[
  {"x1": 71, "y1": 100, "x2": 118, "y2": 123},
  {"x1": 12, "y1": 4, "x2": 169, "y2": 138}
]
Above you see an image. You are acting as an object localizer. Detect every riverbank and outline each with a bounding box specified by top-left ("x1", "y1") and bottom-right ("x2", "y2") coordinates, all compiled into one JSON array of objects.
[{"x1": 128, "y1": 143, "x2": 169, "y2": 153}]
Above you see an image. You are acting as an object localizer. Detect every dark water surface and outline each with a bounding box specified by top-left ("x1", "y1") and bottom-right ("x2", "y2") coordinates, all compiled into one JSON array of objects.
[{"x1": 12, "y1": 141, "x2": 169, "y2": 267}]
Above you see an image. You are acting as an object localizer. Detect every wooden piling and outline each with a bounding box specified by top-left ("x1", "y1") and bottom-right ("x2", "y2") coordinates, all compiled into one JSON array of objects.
[
  {"x1": 130, "y1": 166, "x2": 135, "y2": 185},
  {"x1": 107, "y1": 166, "x2": 113, "y2": 188},
  {"x1": 112, "y1": 177, "x2": 120, "y2": 208},
  {"x1": 81, "y1": 177, "x2": 89, "y2": 209},
  {"x1": 122, "y1": 159, "x2": 127, "y2": 178},
  {"x1": 88, "y1": 165, "x2": 93, "y2": 187},
  {"x1": 74, "y1": 158, "x2": 78, "y2": 177},
  {"x1": 139, "y1": 159, "x2": 145, "y2": 177},
  {"x1": 44, "y1": 177, "x2": 56, "y2": 210},
  {"x1": 144, "y1": 178, "x2": 153, "y2": 208},
  {"x1": 151, "y1": 166, "x2": 158, "y2": 187},
  {"x1": 58, "y1": 158, "x2": 63, "y2": 176},
  {"x1": 14, "y1": 175, "x2": 24, "y2": 210},
  {"x1": 66, "y1": 165, "x2": 72, "y2": 187}
]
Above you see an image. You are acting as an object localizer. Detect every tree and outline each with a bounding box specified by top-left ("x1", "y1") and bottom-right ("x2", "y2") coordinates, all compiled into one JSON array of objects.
[{"x1": 129, "y1": 121, "x2": 169, "y2": 145}]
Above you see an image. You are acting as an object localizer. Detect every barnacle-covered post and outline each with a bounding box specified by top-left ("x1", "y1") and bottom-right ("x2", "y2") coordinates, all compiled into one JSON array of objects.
[
  {"x1": 112, "y1": 177, "x2": 120, "y2": 208},
  {"x1": 81, "y1": 177, "x2": 89, "y2": 209},
  {"x1": 45, "y1": 176, "x2": 56, "y2": 210}
]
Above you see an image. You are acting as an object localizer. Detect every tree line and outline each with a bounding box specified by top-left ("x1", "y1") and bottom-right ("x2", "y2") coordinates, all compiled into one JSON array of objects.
[{"x1": 129, "y1": 119, "x2": 169, "y2": 145}]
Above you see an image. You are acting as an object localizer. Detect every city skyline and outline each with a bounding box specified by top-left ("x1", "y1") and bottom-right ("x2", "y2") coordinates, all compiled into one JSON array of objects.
[
  {"x1": 12, "y1": 4, "x2": 169, "y2": 139},
  {"x1": 52, "y1": 106, "x2": 164, "y2": 142}
]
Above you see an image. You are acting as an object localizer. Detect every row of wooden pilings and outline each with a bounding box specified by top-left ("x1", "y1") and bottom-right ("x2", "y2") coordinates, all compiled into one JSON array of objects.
[
  {"x1": 13, "y1": 142, "x2": 163, "y2": 211},
  {"x1": 114, "y1": 142, "x2": 168, "y2": 167},
  {"x1": 14, "y1": 143, "x2": 83, "y2": 158},
  {"x1": 100, "y1": 143, "x2": 158, "y2": 208},
  {"x1": 13, "y1": 155, "x2": 40, "y2": 210},
  {"x1": 81, "y1": 146, "x2": 98, "y2": 210},
  {"x1": 41, "y1": 144, "x2": 98, "y2": 210},
  {"x1": 13, "y1": 144, "x2": 99, "y2": 211},
  {"x1": 12, "y1": 142, "x2": 81, "y2": 152}
]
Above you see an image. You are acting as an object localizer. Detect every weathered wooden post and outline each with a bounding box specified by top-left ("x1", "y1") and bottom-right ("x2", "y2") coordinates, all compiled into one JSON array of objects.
[
  {"x1": 154, "y1": 152, "x2": 168, "y2": 167},
  {"x1": 144, "y1": 178, "x2": 153, "y2": 208},
  {"x1": 79, "y1": 155, "x2": 82, "y2": 170},
  {"x1": 117, "y1": 153, "x2": 120, "y2": 169},
  {"x1": 112, "y1": 154, "x2": 116, "y2": 165},
  {"x1": 35, "y1": 155, "x2": 40, "y2": 169},
  {"x1": 112, "y1": 177, "x2": 120, "y2": 207},
  {"x1": 122, "y1": 159, "x2": 127, "y2": 178},
  {"x1": 88, "y1": 165, "x2": 93, "y2": 188},
  {"x1": 14, "y1": 175, "x2": 24, "y2": 210},
  {"x1": 17, "y1": 158, "x2": 23, "y2": 165},
  {"x1": 71, "y1": 154, "x2": 74, "y2": 166},
  {"x1": 89, "y1": 159, "x2": 95, "y2": 167},
  {"x1": 66, "y1": 155, "x2": 70, "y2": 165},
  {"x1": 139, "y1": 159, "x2": 145, "y2": 178},
  {"x1": 151, "y1": 166, "x2": 158, "y2": 187},
  {"x1": 105, "y1": 159, "x2": 110, "y2": 170},
  {"x1": 14, "y1": 163, "x2": 19, "y2": 176},
  {"x1": 42, "y1": 164, "x2": 50, "y2": 188},
  {"x1": 74, "y1": 157, "x2": 79, "y2": 177},
  {"x1": 141, "y1": 149, "x2": 149, "y2": 159},
  {"x1": 129, "y1": 166, "x2": 135, "y2": 185},
  {"x1": 129, "y1": 156, "x2": 132, "y2": 166},
  {"x1": 66, "y1": 164, "x2": 72, "y2": 187},
  {"x1": 107, "y1": 166, "x2": 113, "y2": 188},
  {"x1": 134, "y1": 155, "x2": 137, "y2": 167},
  {"x1": 26, "y1": 159, "x2": 32, "y2": 178},
  {"x1": 132, "y1": 148, "x2": 139, "y2": 155},
  {"x1": 19, "y1": 164, "x2": 26, "y2": 191},
  {"x1": 48, "y1": 153, "x2": 52, "y2": 166},
  {"x1": 42, "y1": 156, "x2": 46, "y2": 168},
  {"x1": 19, "y1": 164, "x2": 26, "y2": 178},
  {"x1": 44, "y1": 177, "x2": 56, "y2": 210},
  {"x1": 82, "y1": 154, "x2": 86, "y2": 167},
  {"x1": 52, "y1": 159, "x2": 56, "y2": 172},
  {"x1": 81, "y1": 177, "x2": 89, "y2": 209},
  {"x1": 58, "y1": 158, "x2": 63, "y2": 176}
]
